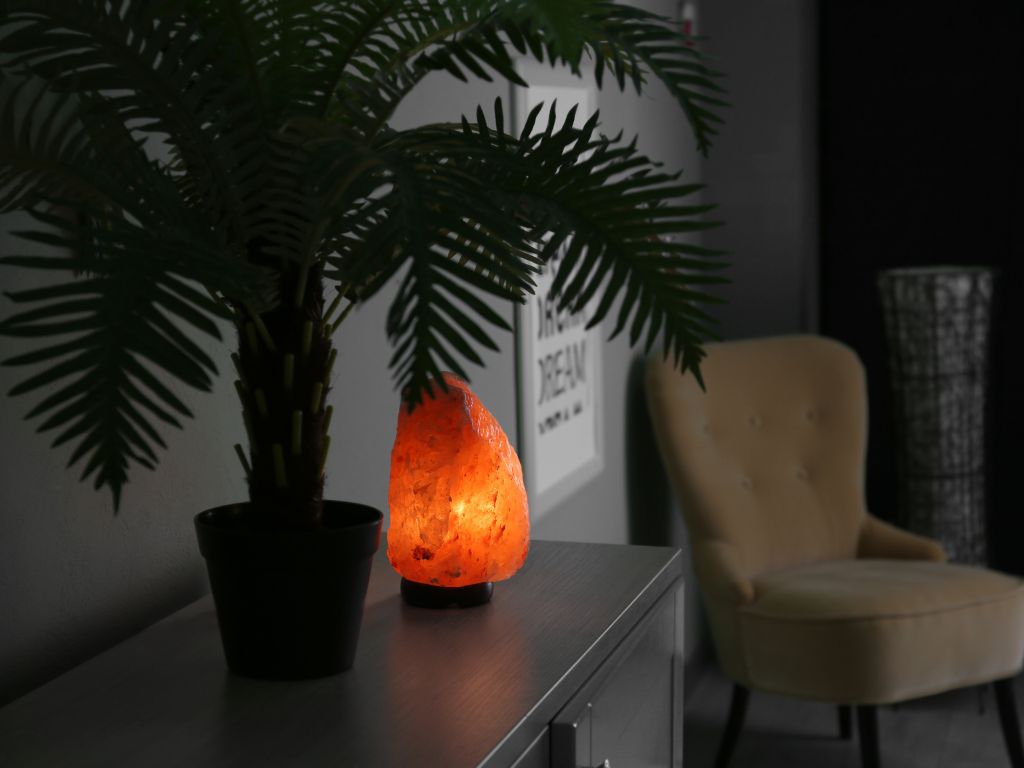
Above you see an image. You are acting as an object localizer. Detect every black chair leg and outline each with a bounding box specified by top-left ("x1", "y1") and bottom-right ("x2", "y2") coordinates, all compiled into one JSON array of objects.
[
  {"x1": 838, "y1": 705, "x2": 853, "y2": 740},
  {"x1": 714, "y1": 684, "x2": 750, "y2": 768},
  {"x1": 857, "y1": 705, "x2": 880, "y2": 768},
  {"x1": 994, "y1": 678, "x2": 1024, "y2": 768}
]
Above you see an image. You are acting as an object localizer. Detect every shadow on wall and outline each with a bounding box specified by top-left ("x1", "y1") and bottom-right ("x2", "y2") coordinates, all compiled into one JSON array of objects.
[
  {"x1": 625, "y1": 356, "x2": 674, "y2": 547},
  {"x1": 624, "y1": 355, "x2": 713, "y2": 686}
]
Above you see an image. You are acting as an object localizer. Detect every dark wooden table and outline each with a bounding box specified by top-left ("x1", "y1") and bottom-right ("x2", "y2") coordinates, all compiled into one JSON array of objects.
[{"x1": 0, "y1": 540, "x2": 683, "y2": 767}]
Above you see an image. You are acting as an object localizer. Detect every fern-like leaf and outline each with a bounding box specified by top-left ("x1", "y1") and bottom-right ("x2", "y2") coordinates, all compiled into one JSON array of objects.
[
  {"x1": 0, "y1": 211, "x2": 266, "y2": 509},
  {"x1": 327, "y1": 98, "x2": 724, "y2": 403}
]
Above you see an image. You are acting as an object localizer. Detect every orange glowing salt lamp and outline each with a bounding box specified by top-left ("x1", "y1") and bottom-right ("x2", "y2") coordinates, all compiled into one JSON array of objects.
[{"x1": 388, "y1": 372, "x2": 529, "y2": 607}]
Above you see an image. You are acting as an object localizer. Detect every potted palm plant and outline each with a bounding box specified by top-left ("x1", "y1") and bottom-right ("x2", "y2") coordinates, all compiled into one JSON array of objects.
[{"x1": 0, "y1": 0, "x2": 727, "y2": 678}]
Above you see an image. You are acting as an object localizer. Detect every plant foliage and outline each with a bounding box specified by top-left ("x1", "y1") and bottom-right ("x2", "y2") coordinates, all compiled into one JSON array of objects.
[{"x1": 0, "y1": 0, "x2": 727, "y2": 510}]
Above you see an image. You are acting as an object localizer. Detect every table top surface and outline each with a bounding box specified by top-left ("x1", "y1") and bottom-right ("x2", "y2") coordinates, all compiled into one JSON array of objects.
[{"x1": 0, "y1": 539, "x2": 682, "y2": 768}]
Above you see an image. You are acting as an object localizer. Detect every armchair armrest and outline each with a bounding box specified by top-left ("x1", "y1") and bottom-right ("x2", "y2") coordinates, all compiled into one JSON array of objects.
[
  {"x1": 693, "y1": 539, "x2": 755, "y2": 604},
  {"x1": 857, "y1": 514, "x2": 947, "y2": 562}
]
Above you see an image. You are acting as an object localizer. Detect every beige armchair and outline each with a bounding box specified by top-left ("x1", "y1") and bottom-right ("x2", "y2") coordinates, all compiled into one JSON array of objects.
[{"x1": 646, "y1": 335, "x2": 1024, "y2": 768}]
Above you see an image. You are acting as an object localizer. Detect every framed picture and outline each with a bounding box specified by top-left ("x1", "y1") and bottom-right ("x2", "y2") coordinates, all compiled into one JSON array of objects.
[{"x1": 511, "y1": 61, "x2": 603, "y2": 521}]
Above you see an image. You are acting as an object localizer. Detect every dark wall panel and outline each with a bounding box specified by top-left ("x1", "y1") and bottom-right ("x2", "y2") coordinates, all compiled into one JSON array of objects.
[{"x1": 820, "y1": 2, "x2": 1024, "y2": 572}]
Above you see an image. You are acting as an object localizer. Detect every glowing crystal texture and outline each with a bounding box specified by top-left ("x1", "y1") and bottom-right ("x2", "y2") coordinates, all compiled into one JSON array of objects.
[{"x1": 387, "y1": 373, "x2": 530, "y2": 587}]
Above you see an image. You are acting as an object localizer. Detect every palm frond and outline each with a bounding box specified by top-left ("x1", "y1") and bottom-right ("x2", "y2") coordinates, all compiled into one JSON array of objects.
[
  {"x1": 326, "y1": 98, "x2": 723, "y2": 402},
  {"x1": 461, "y1": 1, "x2": 727, "y2": 154},
  {"x1": 474, "y1": 100, "x2": 727, "y2": 374},
  {"x1": 313, "y1": 2, "x2": 470, "y2": 137},
  {"x1": 318, "y1": 133, "x2": 539, "y2": 404},
  {"x1": 2, "y1": 0, "x2": 266, "y2": 242},
  {"x1": 583, "y1": 4, "x2": 728, "y2": 156},
  {"x1": 317, "y1": 1, "x2": 725, "y2": 155},
  {"x1": 0, "y1": 71, "x2": 272, "y2": 299},
  {"x1": 0, "y1": 210, "x2": 265, "y2": 508}
]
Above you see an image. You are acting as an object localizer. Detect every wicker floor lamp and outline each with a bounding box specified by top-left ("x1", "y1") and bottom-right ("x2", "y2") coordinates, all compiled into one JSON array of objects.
[{"x1": 878, "y1": 266, "x2": 996, "y2": 565}]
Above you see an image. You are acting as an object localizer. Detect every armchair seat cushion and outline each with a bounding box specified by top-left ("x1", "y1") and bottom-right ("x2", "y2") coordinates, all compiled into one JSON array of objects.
[{"x1": 736, "y1": 560, "x2": 1024, "y2": 705}]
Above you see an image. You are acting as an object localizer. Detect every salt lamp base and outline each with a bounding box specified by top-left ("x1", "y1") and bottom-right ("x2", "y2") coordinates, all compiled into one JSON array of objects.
[{"x1": 400, "y1": 578, "x2": 493, "y2": 608}]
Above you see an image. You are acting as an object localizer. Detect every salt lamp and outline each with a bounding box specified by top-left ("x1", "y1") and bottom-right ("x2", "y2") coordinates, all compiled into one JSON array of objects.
[{"x1": 388, "y1": 372, "x2": 530, "y2": 607}]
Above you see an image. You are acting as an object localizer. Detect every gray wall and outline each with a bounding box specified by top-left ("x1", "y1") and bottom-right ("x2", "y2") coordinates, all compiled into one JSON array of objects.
[{"x1": 701, "y1": 0, "x2": 819, "y2": 338}]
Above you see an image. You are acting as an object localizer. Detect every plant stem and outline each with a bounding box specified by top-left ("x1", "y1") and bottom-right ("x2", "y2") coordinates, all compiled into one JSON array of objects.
[{"x1": 233, "y1": 252, "x2": 332, "y2": 527}]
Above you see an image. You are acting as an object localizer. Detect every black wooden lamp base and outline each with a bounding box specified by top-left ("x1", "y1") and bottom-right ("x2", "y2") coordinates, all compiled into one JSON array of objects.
[{"x1": 400, "y1": 578, "x2": 493, "y2": 608}]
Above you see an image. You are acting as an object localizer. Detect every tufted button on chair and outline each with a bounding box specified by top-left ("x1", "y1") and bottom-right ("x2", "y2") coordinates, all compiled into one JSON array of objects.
[{"x1": 646, "y1": 335, "x2": 1024, "y2": 768}]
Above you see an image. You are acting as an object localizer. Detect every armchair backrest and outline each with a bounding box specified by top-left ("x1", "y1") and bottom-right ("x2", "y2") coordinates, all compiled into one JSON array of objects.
[{"x1": 646, "y1": 335, "x2": 869, "y2": 581}]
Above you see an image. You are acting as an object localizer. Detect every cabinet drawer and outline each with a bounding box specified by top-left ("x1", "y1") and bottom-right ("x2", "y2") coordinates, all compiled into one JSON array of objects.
[{"x1": 550, "y1": 586, "x2": 682, "y2": 768}]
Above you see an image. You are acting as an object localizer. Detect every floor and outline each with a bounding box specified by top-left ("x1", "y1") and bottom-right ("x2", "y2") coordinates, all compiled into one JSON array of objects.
[{"x1": 684, "y1": 669, "x2": 1022, "y2": 768}]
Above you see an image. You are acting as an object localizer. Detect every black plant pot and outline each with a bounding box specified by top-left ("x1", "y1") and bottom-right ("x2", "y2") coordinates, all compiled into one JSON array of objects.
[{"x1": 195, "y1": 500, "x2": 383, "y2": 679}]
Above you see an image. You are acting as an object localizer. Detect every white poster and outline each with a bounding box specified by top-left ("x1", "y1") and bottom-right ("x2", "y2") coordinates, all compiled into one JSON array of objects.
[{"x1": 513, "y1": 65, "x2": 603, "y2": 519}]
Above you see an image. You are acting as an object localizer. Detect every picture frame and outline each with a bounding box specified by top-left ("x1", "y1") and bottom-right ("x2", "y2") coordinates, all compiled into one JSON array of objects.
[{"x1": 511, "y1": 61, "x2": 604, "y2": 521}]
